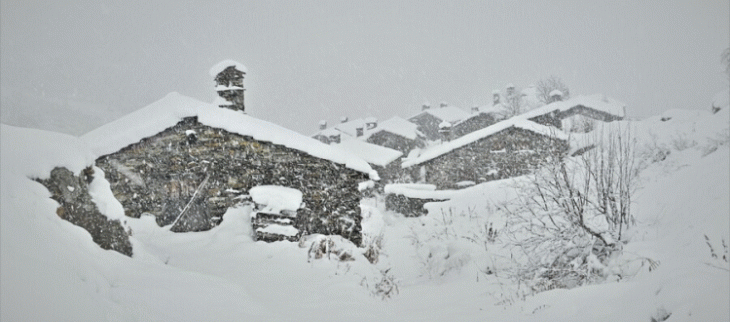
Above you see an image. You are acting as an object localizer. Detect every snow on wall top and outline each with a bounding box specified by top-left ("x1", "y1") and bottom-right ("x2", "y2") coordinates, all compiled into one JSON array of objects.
[
  {"x1": 209, "y1": 59, "x2": 248, "y2": 77},
  {"x1": 412, "y1": 105, "x2": 471, "y2": 123},
  {"x1": 249, "y1": 185, "x2": 302, "y2": 213},
  {"x1": 335, "y1": 139, "x2": 403, "y2": 167},
  {"x1": 81, "y1": 92, "x2": 375, "y2": 177},
  {"x1": 401, "y1": 118, "x2": 569, "y2": 168},
  {"x1": 519, "y1": 94, "x2": 625, "y2": 120},
  {"x1": 365, "y1": 116, "x2": 422, "y2": 140}
]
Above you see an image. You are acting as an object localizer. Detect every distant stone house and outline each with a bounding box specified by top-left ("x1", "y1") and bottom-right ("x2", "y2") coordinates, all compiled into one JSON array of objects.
[
  {"x1": 408, "y1": 103, "x2": 471, "y2": 141},
  {"x1": 364, "y1": 116, "x2": 426, "y2": 155},
  {"x1": 401, "y1": 119, "x2": 569, "y2": 189},
  {"x1": 333, "y1": 139, "x2": 403, "y2": 185},
  {"x1": 452, "y1": 111, "x2": 497, "y2": 138},
  {"x1": 81, "y1": 93, "x2": 375, "y2": 246},
  {"x1": 522, "y1": 94, "x2": 626, "y2": 133}
]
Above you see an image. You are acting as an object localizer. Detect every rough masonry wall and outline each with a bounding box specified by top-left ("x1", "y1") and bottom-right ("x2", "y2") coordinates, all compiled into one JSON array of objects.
[
  {"x1": 452, "y1": 113, "x2": 496, "y2": 138},
  {"x1": 36, "y1": 167, "x2": 133, "y2": 256},
  {"x1": 419, "y1": 127, "x2": 569, "y2": 189},
  {"x1": 366, "y1": 132, "x2": 422, "y2": 155},
  {"x1": 95, "y1": 117, "x2": 368, "y2": 245},
  {"x1": 409, "y1": 113, "x2": 442, "y2": 141}
]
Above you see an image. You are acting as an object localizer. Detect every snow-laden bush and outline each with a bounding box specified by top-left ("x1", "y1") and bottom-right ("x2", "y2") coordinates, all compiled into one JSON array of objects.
[{"x1": 502, "y1": 124, "x2": 641, "y2": 293}]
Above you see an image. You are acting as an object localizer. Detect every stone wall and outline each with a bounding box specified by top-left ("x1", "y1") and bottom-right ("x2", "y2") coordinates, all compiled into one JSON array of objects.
[
  {"x1": 384, "y1": 193, "x2": 447, "y2": 217},
  {"x1": 95, "y1": 117, "x2": 368, "y2": 245},
  {"x1": 452, "y1": 113, "x2": 496, "y2": 138},
  {"x1": 416, "y1": 127, "x2": 569, "y2": 189},
  {"x1": 366, "y1": 132, "x2": 423, "y2": 155},
  {"x1": 36, "y1": 167, "x2": 133, "y2": 256},
  {"x1": 409, "y1": 113, "x2": 442, "y2": 141}
]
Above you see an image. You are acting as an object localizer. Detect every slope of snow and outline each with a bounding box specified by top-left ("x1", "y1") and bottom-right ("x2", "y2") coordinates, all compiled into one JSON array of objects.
[
  {"x1": 518, "y1": 94, "x2": 626, "y2": 120},
  {"x1": 335, "y1": 139, "x2": 403, "y2": 167},
  {"x1": 364, "y1": 116, "x2": 422, "y2": 141},
  {"x1": 81, "y1": 92, "x2": 375, "y2": 178},
  {"x1": 412, "y1": 105, "x2": 471, "y2": 123}
]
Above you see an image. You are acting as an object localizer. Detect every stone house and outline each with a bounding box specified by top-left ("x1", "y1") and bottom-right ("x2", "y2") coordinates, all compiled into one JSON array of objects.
[
  {"x1": 452, "y1": 110, "x2": 497, "y2": 138},
  {"x1": 522, "y1": 94, "x2": 626, "y2": 133},
  {"x1": 210, "y1": 60, "x2": 247, "y2": 112},
  {"x1": 81, "y1": 93, "x2": 376, "y2": 245},
  {"x1": 401, "y1": 119, "x2": 570, "y2": 189},
  {"x1": 364, "y1": 116, "x2": 426, "y2": 155},
  {"x1": 408, "y1": 103, "x2": 471, "y2": 141}
]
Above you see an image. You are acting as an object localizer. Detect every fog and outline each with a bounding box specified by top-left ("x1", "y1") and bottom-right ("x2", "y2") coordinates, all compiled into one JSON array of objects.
[{"x1": 1, "y1": 1, "x2": 728, "y2": 135}]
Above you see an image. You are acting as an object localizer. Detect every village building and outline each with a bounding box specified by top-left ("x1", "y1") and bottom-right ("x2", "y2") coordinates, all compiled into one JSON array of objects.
[
  {"x1": 521, "y1": 94, "x2": 626, "y2": 133},
  {"x1": 81, "y1": 71, "x2": 377, "y2": 245},
  {"x1": 408, "y1": 103, "x2": 471, "y2": 141},
  {"x1": 401, "y1": 119, "x2": 570, "y2": 189},
  {"x1": 364, "y1": 116, "x2": 426, "y2": 155},
  {"x1": 451, "y1": 108, "x2": 498, "y2": 138},
  {"x1": 333, "y1": 139, "x2": 403, "y2": 184}
]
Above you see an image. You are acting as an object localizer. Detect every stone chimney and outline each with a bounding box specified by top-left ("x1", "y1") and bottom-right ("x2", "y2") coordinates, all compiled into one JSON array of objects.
[
  {"x1": 471, "y1": 105, "x2": 480, "y2": 114},
  {"x1": 439, "y1": 121, "x2": 452, "y2": 142},
  {"x1": 492, "y1": 90, "x2": 501, "y2": 105},
  {"x1": 356, "y1": 126, "x2": 364, "y2": 137},
  {"x1": 422, "y1": 102, "x2": 431, "y2": 111},
  {"x1": 440, "y1": 101, "x2": 448, "y2": 108},
  {"x1": 505, "y1": 83, "x2": 515, "y2": 96},
  {"x1": 340, "y1": 116, "x2": 349, "y2": 123},
  {"x1": 319, "y1": 120, "x2": 327, "y2": 130},
  {"x1": 210, "y1": 60, "x2": 246, "y2": 113},
  {"x1": 549, "y1": 89, "x2": 563, "y2": 102},
  {"x1": 365, "y1": 117, "x2": 378, "y2": 130}
]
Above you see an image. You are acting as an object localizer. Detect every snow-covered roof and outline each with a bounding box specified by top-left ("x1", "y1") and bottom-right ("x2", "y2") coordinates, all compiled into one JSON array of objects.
[
  {"x1": 215, "y1": 84, "x2": 244, "y2": 91},
  {"x1": 402, "y1": 118, "x2": 569, "y2": 168},
  {"x1": 411, "y1": 105, "x2": 471, "y2": 123},
  {"x1": 549, "y1": 89, "x2": 564, "y2": 97},
  {"x1": 365, "y1": 116, "x2": 422, "y2": 140},
  {"x1": 334, "y1": 118, "x2": 366, "y2": 137},
  {"x1": 82, "y1": 92, "x2": 375, "y2": 177},
  {"x1": 518, "y1": 94, "x2": 625, "y2": 120},
  {"x1": 383, "y1": 183, "x2": 459, "y2": 200},
  {"x1": 209, "y1": 59, "x2": 248, "y2": 77},
  {"x1": 334, "y1": 139, "x2": 403, "y2": 167}
]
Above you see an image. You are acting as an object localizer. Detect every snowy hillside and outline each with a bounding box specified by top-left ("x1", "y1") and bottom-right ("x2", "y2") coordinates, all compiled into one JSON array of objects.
[{"x1": 1, "y1": 104, "x2": 728, "y2": 321}]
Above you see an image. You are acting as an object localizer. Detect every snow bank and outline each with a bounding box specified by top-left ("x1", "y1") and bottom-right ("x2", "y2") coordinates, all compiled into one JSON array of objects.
[
  {"x1": 81, "y1": 92, "x2": 375, "y2": 177},
  {"x1": 208, "y1": 59, "x2": 247, "y2": 76},
  {"x1": 249, "y1": 185, "x2": 302, "y2": 213}
]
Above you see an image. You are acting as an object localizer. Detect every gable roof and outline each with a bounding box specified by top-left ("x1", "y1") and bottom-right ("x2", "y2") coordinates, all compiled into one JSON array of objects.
[
  {"x1": 81, "y1": 92, "x2": 375, "y2": 177},
  {"x1": 334, "y1": 118, "x2": 366, "y2": 137},
  {"x1": 401, "y1": 118, "x2": 569, "y2": 168},
  {"x1": 519, "y1": 94, "x2": 625, "y2": 120},
  {"x1": 410, "y1": 105, "x2": 471, "y2": 124},
  {"x1": 364, "y1": 116, "x2": 422, "y2": 140}
]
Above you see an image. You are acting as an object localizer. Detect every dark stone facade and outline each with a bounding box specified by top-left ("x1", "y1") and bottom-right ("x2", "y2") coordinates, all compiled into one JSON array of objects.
[
  {"x1": 36, "y1": 167, "x2": 133, "y2": 257},
  {"x1": 529, "y1": 105, "x2": 623, "y2": 131},
  {"x1": 452, "y1": 113, "x2": 496, "y2": 138},
  {"x1": 411, "y1": 127, "x2": 569, "y2": 189},
  {"x1": 95, "y1": 117, "x2": 368, "y2": 245},
  {"x1": 408, "y1": 113, "x2": 444, "y2": 141},
  {"x1": 366, "y1": 131, "x2": 424, "y2": 155},
  {"x1": 384, "y1": 193, "x2": 448, "y2": 217}
]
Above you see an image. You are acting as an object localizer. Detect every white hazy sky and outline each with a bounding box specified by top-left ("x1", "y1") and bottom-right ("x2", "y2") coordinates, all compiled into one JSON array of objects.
[{"x1": 1, "y1": 1, "x2": 728, "y2": 135}]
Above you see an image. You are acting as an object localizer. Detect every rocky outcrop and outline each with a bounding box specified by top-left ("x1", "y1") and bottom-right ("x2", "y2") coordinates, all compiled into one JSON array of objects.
[
  {"x1": 96, "y1": 117, "x2": 368, "y2": 245},
  {"x1": 36, "y1": 167, "x2": 133, "y2": 257}
]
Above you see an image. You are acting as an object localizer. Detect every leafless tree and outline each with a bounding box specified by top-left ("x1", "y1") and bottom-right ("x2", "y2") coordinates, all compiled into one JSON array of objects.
[{"x1": 536, "y1": 76, "x2": 571, "y2": 105}]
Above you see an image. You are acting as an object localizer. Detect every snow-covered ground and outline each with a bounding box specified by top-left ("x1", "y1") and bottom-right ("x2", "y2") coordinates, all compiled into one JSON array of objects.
[{"x1": 1, "y1": 103, "x2": 728, "y2": 321}]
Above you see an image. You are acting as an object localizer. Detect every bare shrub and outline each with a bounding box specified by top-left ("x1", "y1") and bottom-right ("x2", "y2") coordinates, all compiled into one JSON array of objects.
[{"x1": 503, "y1": 124, "x2": 640, "y2": 292}]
